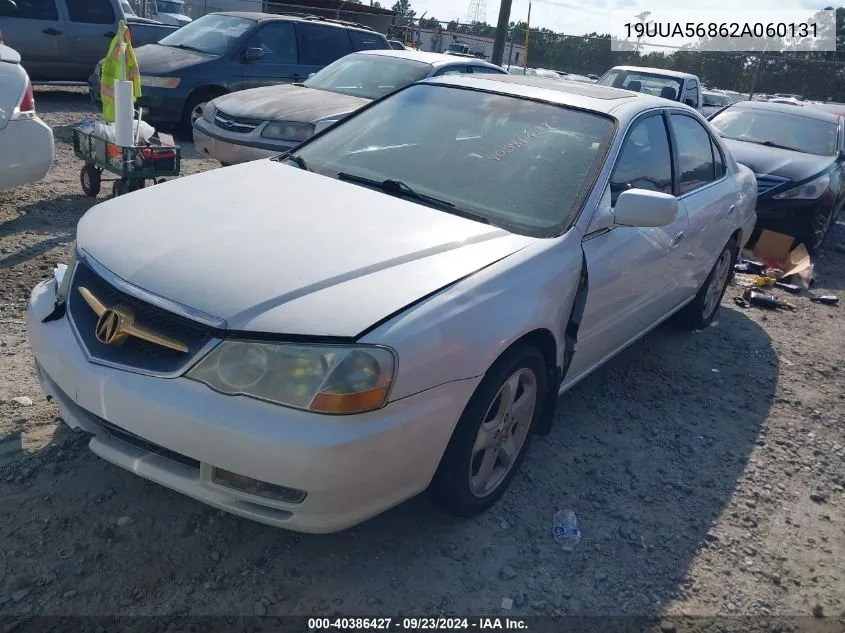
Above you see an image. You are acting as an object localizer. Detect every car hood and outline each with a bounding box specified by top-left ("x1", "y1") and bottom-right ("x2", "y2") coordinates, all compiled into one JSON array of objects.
[
  {"x1": 721, "y1": 138, "x2": 836, "y2": 181},
  {"x1": 76, "y1": 161, "x2": 536, "y2": 337},
  {"x1": 134, "y1": 43, "x2": 212, "y2": 74},
  {"x1": 213, "y1": 85, "x2": 371, "y2": 122}
]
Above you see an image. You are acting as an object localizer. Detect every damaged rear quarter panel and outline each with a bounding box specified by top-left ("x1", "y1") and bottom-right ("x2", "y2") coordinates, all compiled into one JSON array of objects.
[{"x1": 360, "y1": 228, "x2": 585, "y2": 402}]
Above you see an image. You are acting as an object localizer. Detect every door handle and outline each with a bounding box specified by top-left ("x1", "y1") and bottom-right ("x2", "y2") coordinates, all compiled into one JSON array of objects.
[
  {"x1": 671, "y1": 231, "x2": 685, "y2": 248},
  {"x1": 104, "y1": 31, "x2": 116, "y2": 37},
  {"x1": 42, "y1": 28, "x2": 63, "y2": 35}
]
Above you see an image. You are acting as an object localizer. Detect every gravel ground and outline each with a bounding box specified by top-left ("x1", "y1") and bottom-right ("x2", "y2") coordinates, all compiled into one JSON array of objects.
[{"x1": 0, "y1": 87, "x2": 843, "y2": 621}]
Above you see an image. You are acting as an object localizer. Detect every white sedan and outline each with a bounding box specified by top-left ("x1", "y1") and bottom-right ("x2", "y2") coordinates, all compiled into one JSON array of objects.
[
  {"x1": 26, "y1": 75, "x2": 756, "y2": 533},
  {"x1": 0, "y1": 43, "x2": 53, "y2": 191}
]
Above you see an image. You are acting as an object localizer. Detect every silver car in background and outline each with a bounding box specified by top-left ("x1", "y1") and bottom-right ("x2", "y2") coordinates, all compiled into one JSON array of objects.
[
  {"x1": 27, "y1": 75, "x2": 756, "y2": 533},
  {"x1": 193, "y1": 49, "x2": 508, "y2": 165}
]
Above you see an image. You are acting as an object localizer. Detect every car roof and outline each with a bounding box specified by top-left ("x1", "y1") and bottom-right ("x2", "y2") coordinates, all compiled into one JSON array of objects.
[
  {"x1": 605, "y1": 66, "x2": 696, "y2": 80},
  {"x1": 215, "y1": 11, "x2": 375, "y2": 32},
  {"x1": 420, "y1": 73, "x2": 673, "y2": 116},
  {"x1": 355, "y1": 49, "x2": 500, "y2": 68},
  {"x1": 723, "y1": 99, "x2": 842, "y2": 123}
]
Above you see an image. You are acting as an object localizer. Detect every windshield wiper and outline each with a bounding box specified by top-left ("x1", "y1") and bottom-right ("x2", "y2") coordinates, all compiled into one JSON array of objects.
[
  {"x1": 742, "y1": 139, "x2": 801, "y2": 152},
  {"x1": 166, "y1": 43, "x2": 208, "y2": 54},
  {"x1": 336, "y1": 172, "x2": 490, "y2": 224}
]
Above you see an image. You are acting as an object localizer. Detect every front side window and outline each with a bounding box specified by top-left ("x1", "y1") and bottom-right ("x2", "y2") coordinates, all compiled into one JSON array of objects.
[
  {"x1": 670, "y1": 114, "x2": 716, "y2": 194},
  {"x1": 246, "y1": 22, "x2": 297, "y2": 64},
  {"x1": 609, "y1": 114, "x2": 673, "y2": 205},
  {"x1": 288, "y1": 84, "x2": 615, "y2": 236},
  {"x1": 304, "y1": 53, "x2": 432, "y2": 100},
  {"x1": 710, "y1": 107, "x2": 839, "y2": 156},
  {"x1": 296, "y1": 23, "x2": 352, "y2": 66},
  {"x1": 67, "y1": 0, "x2": 115, "y2": 24},
  {"x1": 0, "y1": 0, "x2": 58, "y2": 19},
  {"x1": 158, "y1": 14, "x2": 253, "y2": 56}
]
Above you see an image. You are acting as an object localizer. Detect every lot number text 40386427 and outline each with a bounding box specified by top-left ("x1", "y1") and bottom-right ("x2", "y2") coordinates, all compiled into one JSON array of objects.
[{"x1": 307, "y1": 617, "x2": 528, "y2": 630}]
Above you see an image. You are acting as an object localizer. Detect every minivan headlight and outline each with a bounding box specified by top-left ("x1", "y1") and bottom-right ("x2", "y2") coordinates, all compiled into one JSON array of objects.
[
  {"x1": 140, "y1": 75, "x2": 181, "y2": 89},
  {"x1": 773, "y1": 173, "x2": 830, "y2": 200},
  {"x1": 187, "y1": 342, "x2": 396, "y2": 415},
  {"x1": 261, "y1": 121, "x2": 315, "y2": 142}
]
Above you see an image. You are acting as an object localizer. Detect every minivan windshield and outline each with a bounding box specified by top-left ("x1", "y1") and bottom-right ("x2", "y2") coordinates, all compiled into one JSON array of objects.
[
  {"x1": 286, "y1": 84, "x2": 615, "y2": 236},
  {"x1": 710, "y1": 108, "x2": 838, "y2": 156},
  {"x1": 158, "y1": 14, "x2": 253, "y2": 56},
  {"x1": 304, "y1": 53, "x2": 433, "y2": 100}
]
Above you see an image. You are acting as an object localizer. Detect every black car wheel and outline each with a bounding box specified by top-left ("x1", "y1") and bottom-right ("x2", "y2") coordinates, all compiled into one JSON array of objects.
[{"x1": 802, "y1": 204, "x2": 839, "y2": 254}]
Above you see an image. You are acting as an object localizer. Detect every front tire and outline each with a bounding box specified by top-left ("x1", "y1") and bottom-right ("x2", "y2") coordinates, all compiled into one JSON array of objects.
[
  {"x1": 431, "y1": 345, "x2": 547, "y2": 517},
  {"x1": 677, "y1": 237, "x2": 738, "y2": 330},
  {"x1": 801, "y1": 204, "x2": 838, "y2": 254}
]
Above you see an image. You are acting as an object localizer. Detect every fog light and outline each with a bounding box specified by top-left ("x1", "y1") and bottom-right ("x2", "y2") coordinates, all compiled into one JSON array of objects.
[{"x1": 212, "y1": 468, "x2": 306, "y2": 504}]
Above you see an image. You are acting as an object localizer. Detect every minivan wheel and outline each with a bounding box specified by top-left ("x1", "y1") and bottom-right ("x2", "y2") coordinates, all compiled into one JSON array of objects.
[
  {"x1": 677, "y1": 238, "x2": 738, "y2": 330},
  {"x1": 431, "y1": 345, "x2": 546, "y2": 517}
]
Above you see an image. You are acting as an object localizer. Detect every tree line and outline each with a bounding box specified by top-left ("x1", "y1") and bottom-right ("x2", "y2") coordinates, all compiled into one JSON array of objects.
[{"x1": 386, "y1": 1, "x2": 845, "y2": 100}]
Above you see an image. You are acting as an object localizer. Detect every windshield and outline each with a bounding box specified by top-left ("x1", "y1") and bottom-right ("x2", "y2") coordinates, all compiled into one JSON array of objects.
[
  {"x1": 158, "y1": 14, "x2": 252, "y2": 55},
  {"x1": 710, "y1": 108, "x2": 838, "y2": 156},
  {"x1": 703, "y1": 93, "x2": 731, "y2": 107},
  {"x1": 303, "y1": 54, "x2": 433, "y2": 101},
  {"x1": 288, "y1": 84, "x2": 614, "y2": 236},
  {"x1": 157, "y1": 0, "x2": 186, "y2": 14},
  {"x1": 598, "y1": 70, "x2": 682, "y2": 100}
]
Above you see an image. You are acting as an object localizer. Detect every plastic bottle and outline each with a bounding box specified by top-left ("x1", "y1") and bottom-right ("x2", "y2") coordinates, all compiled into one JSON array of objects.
[{"x1": 552, "y1": 509, "x2": 582, "y2": 551}]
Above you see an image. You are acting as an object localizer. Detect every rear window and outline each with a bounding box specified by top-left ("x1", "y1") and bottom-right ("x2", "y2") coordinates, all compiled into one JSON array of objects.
[{"x1": 710, "y1": 108, "x2": 838, "y2": 156}]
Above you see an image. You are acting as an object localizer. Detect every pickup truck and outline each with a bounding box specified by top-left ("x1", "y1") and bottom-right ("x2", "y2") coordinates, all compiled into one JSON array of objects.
[
  {"x1": 597, "y1": 65, "x2": 703, "y2": 111},
  {"x1": 0, "y1": 0, "x2": 178, "y2": 82}
]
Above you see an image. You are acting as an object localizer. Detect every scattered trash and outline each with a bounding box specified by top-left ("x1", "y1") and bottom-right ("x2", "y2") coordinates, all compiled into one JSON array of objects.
[
  {"x1": 11, "y1": 397, "x2": 33, "y2": 407},
  {"x1": 735, "y1": 289, "x2": 794, "y2": 311},
  {"x1": 13, "y1": 311, "x2": 25, "y2": 318},
  {"x1": 552, "y1": 509, "x2": 582, "y2": 551},
  {"x1": 500, "y1": 597, "x2": 513, "y2": 611},
  {"x1": 810, "y1": 295, "x2": 839, "y2": 306},
  {"x1": 748, "y1": 230, "x2": 813, "y2": 288},
  {"x1": 774, "y1": 281, "x2": 802, "y2": 294}
]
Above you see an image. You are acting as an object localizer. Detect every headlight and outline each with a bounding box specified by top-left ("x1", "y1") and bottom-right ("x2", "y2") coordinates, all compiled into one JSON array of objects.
[
  {"x1": 187, "y1": 342, "x2": 397, "y2": 415},
  {"x1": 773, "y1": 173, "x2": 830, "y2": 200},
  {"x1": 261, "y1": 121, "x2": 315, "y2": 142},
  {"x1": 202, "y1": 101, "x2": 217, "y2": 122},
  {"x1": 139, "y1": 76, "x2": 181, "y2": 89}
]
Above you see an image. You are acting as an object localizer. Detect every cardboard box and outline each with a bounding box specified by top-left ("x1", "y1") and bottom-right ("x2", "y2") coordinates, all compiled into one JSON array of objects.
[{"x1": 743, "y1": 230, "x2": 814, "y2": 288}]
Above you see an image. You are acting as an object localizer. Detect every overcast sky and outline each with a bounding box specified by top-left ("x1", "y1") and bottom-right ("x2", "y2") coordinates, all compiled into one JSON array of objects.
[{"x1": 407, "y1": 0, "x2": 832, "y2": 36}]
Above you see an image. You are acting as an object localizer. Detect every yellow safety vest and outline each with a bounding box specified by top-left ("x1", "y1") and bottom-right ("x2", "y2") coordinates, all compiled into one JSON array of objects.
[{"x1": 101, "y1": 20, "x2": 141, "y2": 123}]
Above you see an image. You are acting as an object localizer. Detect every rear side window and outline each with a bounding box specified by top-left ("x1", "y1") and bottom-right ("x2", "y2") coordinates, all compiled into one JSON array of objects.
[
  {"x1": 469, "y1": 65, "x2": 507, "y2": 74},
  {"x1": 296, "y1": 23, "x2": 353, "y2": 66},
  {"x1": 712, "y1": 137, "x2": 726, "y2": 179},
  {"x1": 0, "y1": 0, "x2": 58, "y2": 20},
  {"x1": 670, "y1": 113, "x2": 716, "y2": 194},
  {"x1": 433, "y1": 65, "x2": 468, "y2": 76},
  {"x1": 349, "y1": 30, "x2": 386, "y2": 51},
  {"x1": 67, "y1": 0, "x2": 115, "y2": 24}
]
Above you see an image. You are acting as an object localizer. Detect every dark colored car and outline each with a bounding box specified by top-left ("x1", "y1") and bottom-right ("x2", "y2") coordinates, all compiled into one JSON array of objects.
[
  {"x1": 709, "y1": 101, "x2": 844, "y2": 252},
  {"x1": 88, "y1": 11, "x2": 390, "y2": 130}
]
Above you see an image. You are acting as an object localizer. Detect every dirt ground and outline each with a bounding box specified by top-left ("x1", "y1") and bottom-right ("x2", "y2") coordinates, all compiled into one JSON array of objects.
[{"x1": 0, "y1": 87, "x2": 843, "y2": 621}]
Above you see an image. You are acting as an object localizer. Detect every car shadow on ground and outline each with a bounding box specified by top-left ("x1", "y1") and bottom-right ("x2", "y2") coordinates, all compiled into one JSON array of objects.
[
  {"x1": 0, "y1": 197, "x2": 88, "y2": 269},
  {"x1": 0, "y1": 306, "x2": 777, "y2": 615}
]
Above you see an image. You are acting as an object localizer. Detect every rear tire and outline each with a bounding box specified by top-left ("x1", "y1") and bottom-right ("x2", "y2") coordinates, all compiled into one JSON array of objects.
[
  {"x1": 80, "y1": 164, "x2": 101, "y2": 197},
  {"x1": 430, "y1": 344, "x2": 547, "y2": 518},
  {"x1": 677, "y1": 237, "x2": 738, "y2": 330},
  {"x1": 112, "y1": 179, "x2": 130, "y2": 198}
]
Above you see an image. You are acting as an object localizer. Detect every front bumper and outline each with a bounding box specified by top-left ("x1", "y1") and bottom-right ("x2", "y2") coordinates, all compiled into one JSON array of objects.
[
  {"x1": 26, "y1": 280, "x2": 477, "y2": 533},
  {"x1": 754, "y1": 195, "x2": 834, "y2": 226},
  {"x1": 136, "y1": 87, "x2": 191, "y2": 124},
  {"x1": 192, "y1": 117, "x2": 294, "y2": 165},
  {"x1": 0, "y1": 117, "x2": 54, "y2": 191}
]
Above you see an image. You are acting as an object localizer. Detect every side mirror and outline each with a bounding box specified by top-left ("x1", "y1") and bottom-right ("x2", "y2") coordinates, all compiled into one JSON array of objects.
[
  {"x1": 243, "y1": 47, "x2": 264, "y2": 62},
  {"x1": 613, "y1": 189, "x2": 678, "y2": 228}
]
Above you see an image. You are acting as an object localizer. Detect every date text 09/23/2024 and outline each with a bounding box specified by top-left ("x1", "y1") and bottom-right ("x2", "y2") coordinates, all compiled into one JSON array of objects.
[{"x1": 308, "y1": 618, "x2": 529, "y2": 630}]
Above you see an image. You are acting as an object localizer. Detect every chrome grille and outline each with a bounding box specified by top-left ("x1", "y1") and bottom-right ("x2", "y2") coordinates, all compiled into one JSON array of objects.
[
  {"x1": 67, "y1": 259, "x2": 217, "y2": 376},
  {"x1": 213, "y1": 109, "x2": 263, "y2": 134},
  {"x1": 755, "y1": 173, "x2": 790, "y2": 197}
]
